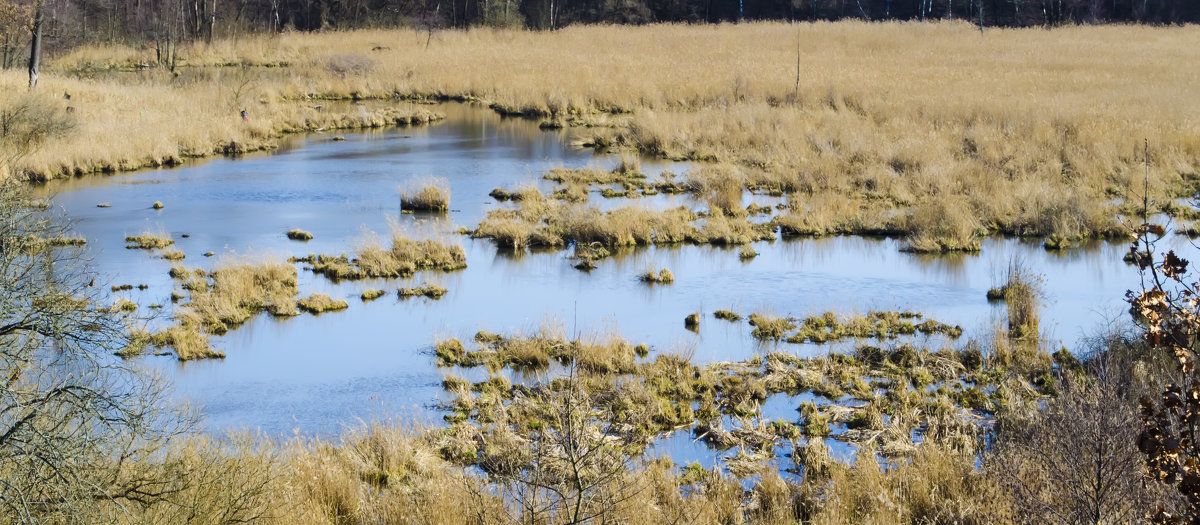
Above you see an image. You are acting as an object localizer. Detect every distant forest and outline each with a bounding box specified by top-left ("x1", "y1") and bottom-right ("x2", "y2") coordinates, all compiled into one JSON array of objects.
[{"x1": 0, "y1": 0, "x2": 1197, "y2": 69}]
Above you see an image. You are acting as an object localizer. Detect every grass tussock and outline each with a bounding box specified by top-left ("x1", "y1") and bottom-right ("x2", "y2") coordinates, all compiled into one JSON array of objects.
[
  {"x1": 124, "y1": 230, "x2": 174, "y2": 249},
  {"x1": 360, "y1": 288, "x2": 386, "y2": 301},
  {"x1": 472, "y1": 197, "x2": 775, "y2": 266},
  {"x1": 159, "y1": 249, "x2": 185, "y2": 261},
  {"x1": 297, "y1": 293, "x2": 350, "y2": 314},
  {"x1": 399, "y1": 178, "x2": 450, "y2": 213},
  {"x1": 748, "y1": 313, "x2": 796, "y2": 340},
  {"x1": 488, "y1": 185, "x2": 542, "y2": 202},
  {"x1": 151, "y1": 201, "x2": 164, "y2": 209},
  {"x1": 110, "y1": 299, "x2": 138, "y2": 313},
  {"x1": 434, "y1": 326, "x2": 638, "y2": 374},
  {"x1": 714, "y1": 309, "x2": 742, "y2": 321},
  {"x1": 306, "y1": 222, "x2": 466, "y2": 281},
  {"x1": 788, "y1": 311, "x2": 963, "y2": 344},
  {"x1": 1000, "y1": 263, "x2": 1042, "y2": 341},
  {"x1": 142, "y1": 258, "x2": 305, "y2": 360},
  {"x1": 397, "y1": 285, "x2": 448, "y2": 299},
  {"x1": 286, "y1": 228, "x2": 314, "y2": 241},
  {"x1": 639, "y1": 268, "x2": 674, "y2": 284}
]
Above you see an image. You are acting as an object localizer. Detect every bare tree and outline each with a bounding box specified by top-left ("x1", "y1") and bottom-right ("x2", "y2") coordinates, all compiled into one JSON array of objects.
[
  {"x1": 25, "y1": 0, "x2": 40, "y2": 88},
  {"x1": 0, "y1": 0, "x2": 30, "y2": 69},
  {"x1": 990, "y1": 349, "x2": 1174, "y2": 524},
  {"x1": 479, "y1": 369, "x2": 644, "y2": 524},
  {"x1": 0, "y1": 179, "x2": 193, "y2": 520}
]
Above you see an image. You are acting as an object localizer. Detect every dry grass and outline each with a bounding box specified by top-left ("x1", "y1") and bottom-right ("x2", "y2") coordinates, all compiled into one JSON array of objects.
[
  {"x1": 397, "y1": 284, "x2": 448, "y2": 299},
  {"x1": 6, "y1": 23, "x2": 1193, "y2": 246},
  {"x1": 473, "y1": 198, "x2": 774, "y2": 264},
  {"x1": 142, "y1": 257, "x2": 302, "y2": 360},
  {"x1": 307, "y1": 221, "x2": 466, "y2": 280},
  {"x1": 124, "y1": 230, "x2": 174, "y2": 249},
  {"x1": 297, "y1": 293, "x2": 350, "y2": 313},
  {"x1": 399, "y1": 178, "x2": 450, "y2": 213},
  {"x1": 748, "y1": 312, "x2": 796, "y2": 340},
  {"x1": 286, "y1": 228, "x2": 314, "y2": 241},
  {"x1": 28, "y1": 25, "x2": 1199, "y2": 239},
  {"x1": 713, "y1": 310, "x2": 741, "y2": 322},
  {"x1": 639, "y1": 268, "x2": 674, "y2": 284},
  {"x1": 0, "y1": 66, "x2": 442, "y2": 180}
]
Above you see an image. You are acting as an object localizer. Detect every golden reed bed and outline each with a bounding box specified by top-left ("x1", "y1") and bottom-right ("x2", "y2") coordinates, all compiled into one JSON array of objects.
[{"x1": 6, "y1": 21, "x2": 1199, "y2": 243}]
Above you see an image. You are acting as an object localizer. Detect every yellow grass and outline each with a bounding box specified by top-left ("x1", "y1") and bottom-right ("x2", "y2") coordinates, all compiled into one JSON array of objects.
[
  {"x1": 10, "y1": 22, "x2": 1200, "y2": 242},
  {"x1": 307, "y1": 221, "x2": 467, "y2": 280},
  {"x1": 398, "y1": 177, "x2": 450, "y2": 212},
  {"x1": 296, "y1": 293, "x2": 350, "y2": 313},
  {"x1": 124, "y1": 230, "x2": 174, "y2": 249}
]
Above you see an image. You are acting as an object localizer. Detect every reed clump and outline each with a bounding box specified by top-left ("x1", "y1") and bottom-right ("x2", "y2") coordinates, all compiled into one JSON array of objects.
[
  {"x1": 714, "y1": 309, "x2": 742, "y2": 321},
  {"x1": 297, "y1": 293, "x2": 350, "y2": 314},
  {"x1": 399, "y1": 179, "x2": 450, "y2": 213},
  {"x1": 124, "y1": 231, "x2": 174, "y2": 249},
  {"x1": 788, "y1": 311, "x2": 963, "y2": 344},
  {"x1": 286, "y1": 229, "x2": 314, "y2": 241},
  {"x1": 147, "y1": 325, "x2": 225, "y2": 360},
  {"x1": 472, "y1": 198, "x2": 773, "y2": 267},
  {"x1": 397, "y1": 285, "x2": 448, "y2": 299},
  {"x1": 307, "y1": 225, "x2": 466, "y2": 281},
  {"x1": 360, "y1": 288, "x2": 386, "y2": 301},
  {"x1": 111, "y1": 299, "x2": 138, "y2": 313},
  {"x1": 1001, "y1": 265, "x2": 1042, "y2": 341},
  {"x1": 639, "y1": 268, "x2": 674, "y2": 284},
  {"x1": 143, "y1": 258, "x2": 304, "y2": 360},
  {"x1": 748, "y1": 313, "x2": 796, "y2": 340}
]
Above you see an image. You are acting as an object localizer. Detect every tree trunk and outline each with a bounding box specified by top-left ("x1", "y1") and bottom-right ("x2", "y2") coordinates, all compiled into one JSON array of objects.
[
  {"x1": 28, "y1": 0, "x2": 43, "y2": 89},
  {"x1": 207, "y1": 0, "x2": 216, "y2": 43}
]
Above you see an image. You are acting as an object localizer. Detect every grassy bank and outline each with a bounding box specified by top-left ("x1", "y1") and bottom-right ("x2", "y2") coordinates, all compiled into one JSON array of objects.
[{"x1": 0, "y1": 69, "x2": 443, "y2": 180}]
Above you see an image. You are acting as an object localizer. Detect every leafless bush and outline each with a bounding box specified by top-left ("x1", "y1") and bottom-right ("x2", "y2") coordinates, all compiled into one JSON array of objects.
[
  {"x1": 989, "y1": 335, "x2": 1181, "y2": 524},
  {"x1": 0, "y1": 94, "x2": 74, "y2": 176},
  {"x1": 0, "y1": 179, "x2": 194, "y2": 520}
]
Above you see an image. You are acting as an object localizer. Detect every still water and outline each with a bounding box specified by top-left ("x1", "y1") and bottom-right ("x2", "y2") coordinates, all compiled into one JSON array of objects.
[{"x1": 37, "y1": 103, "x2": 1187, "y2": 444}]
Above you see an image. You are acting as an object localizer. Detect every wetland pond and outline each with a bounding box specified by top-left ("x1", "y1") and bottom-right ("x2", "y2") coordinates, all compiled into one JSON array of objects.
[{"x1": 36, "y1": 102, "x2": 1192, "y2": 466}]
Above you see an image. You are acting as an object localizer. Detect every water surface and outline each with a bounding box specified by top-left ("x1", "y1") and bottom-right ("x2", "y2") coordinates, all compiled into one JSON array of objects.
[{"x1": 37, "y1": 103, "x2": 1190, "y2": 437}]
